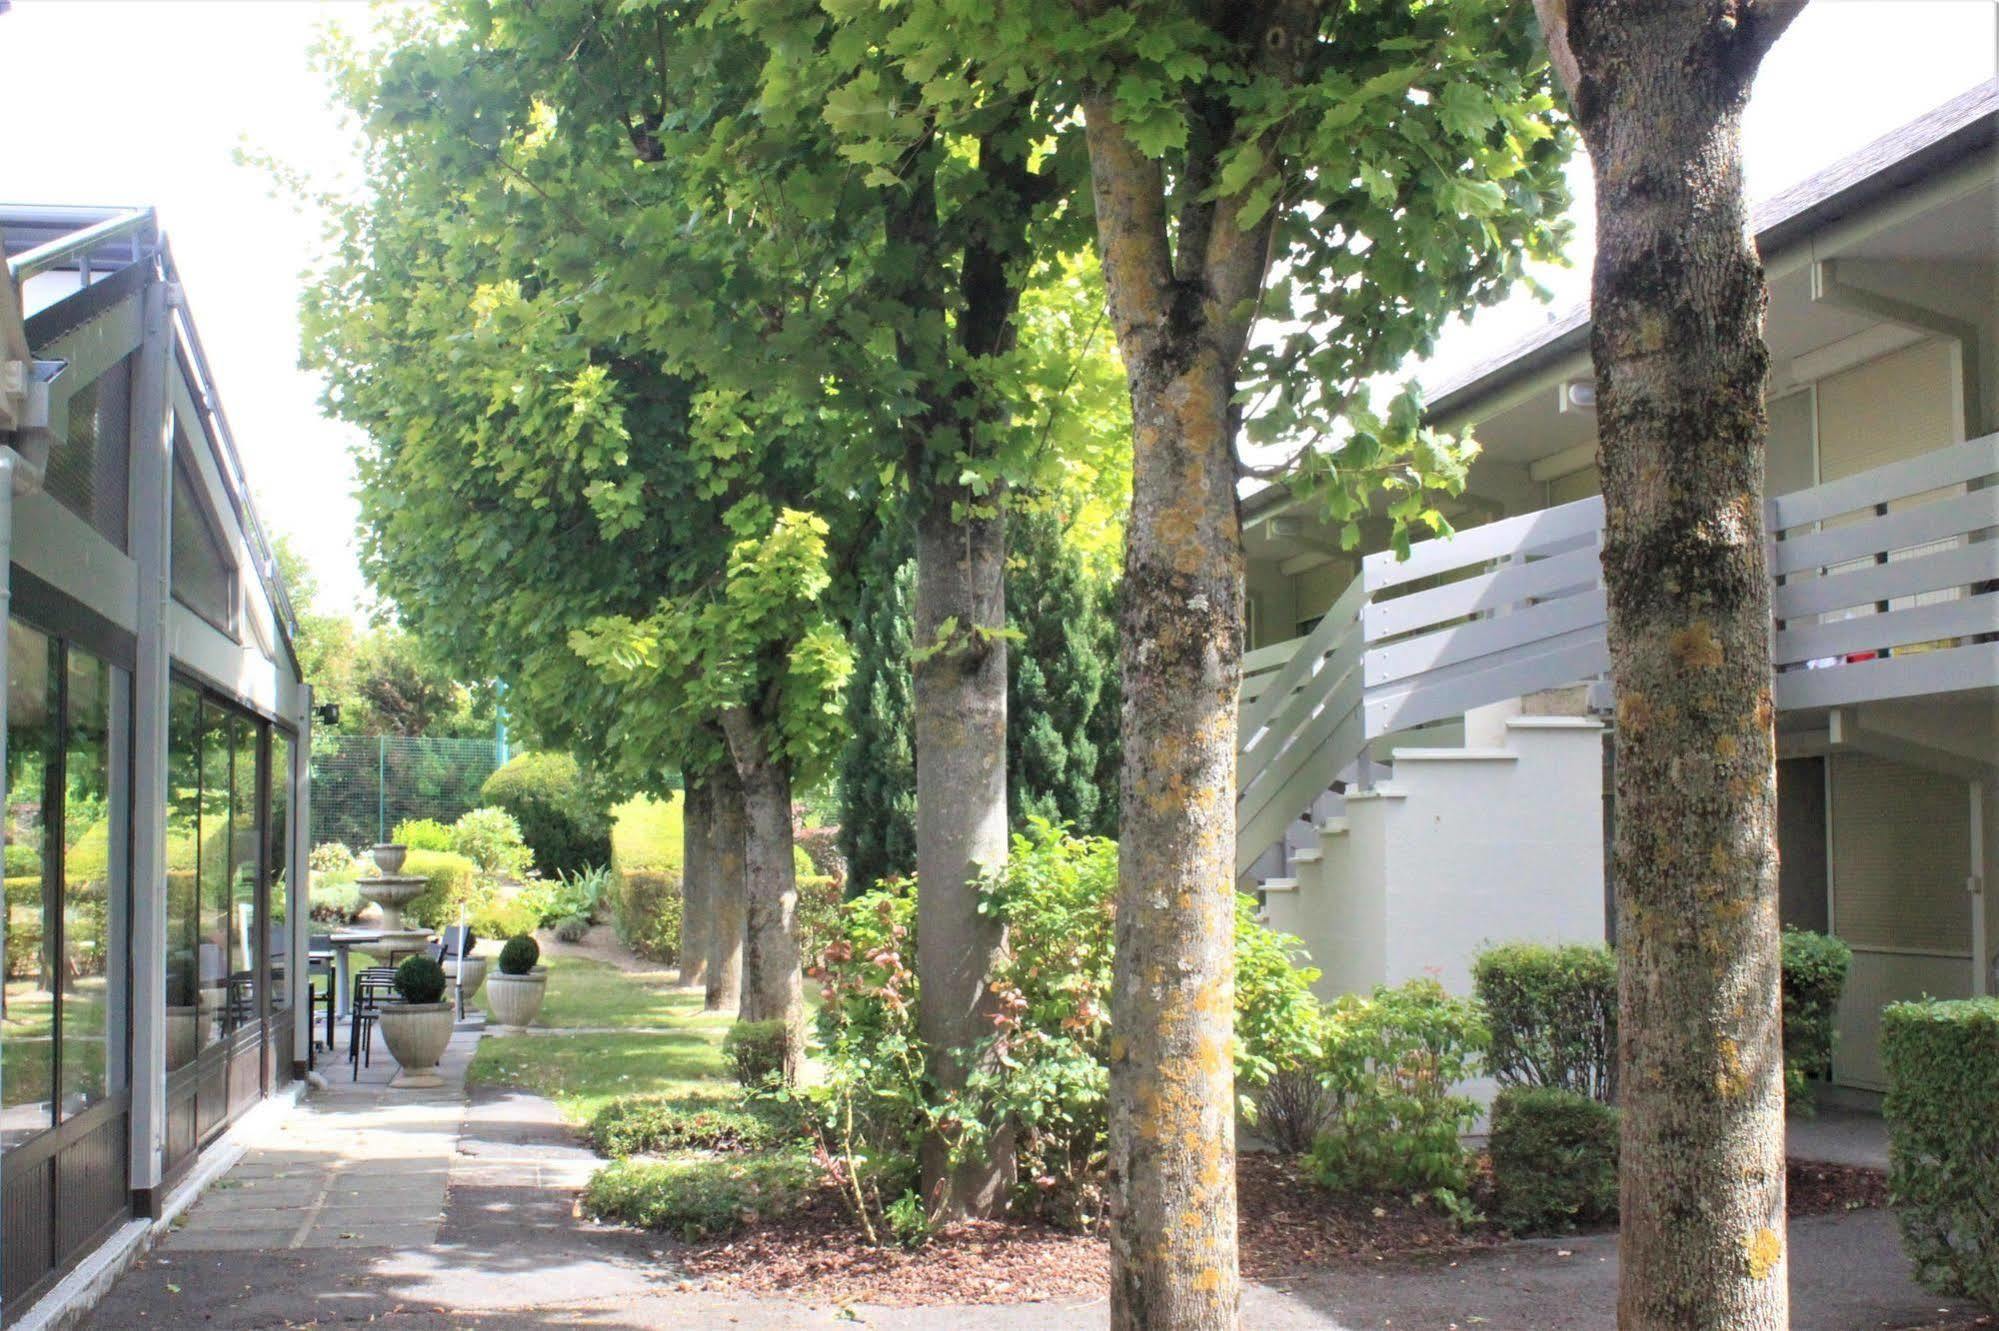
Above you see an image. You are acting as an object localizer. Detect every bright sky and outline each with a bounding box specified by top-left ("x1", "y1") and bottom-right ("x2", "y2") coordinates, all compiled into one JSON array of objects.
[{"x1": 2, "y1": 0, "x2": 1995, "y2": 618}]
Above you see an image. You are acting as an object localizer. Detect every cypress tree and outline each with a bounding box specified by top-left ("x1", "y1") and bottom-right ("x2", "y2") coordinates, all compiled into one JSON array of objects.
[{"x1": 836, "y1": 549, "x2": 917, "y2": 895}]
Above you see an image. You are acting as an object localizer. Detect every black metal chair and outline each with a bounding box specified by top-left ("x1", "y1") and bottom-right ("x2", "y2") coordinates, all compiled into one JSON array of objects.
[
  {"x1": 309, "y1": 934, "x2": 337, "y2": 1053},
  {"x1": 349, "y1": 967, "x2": 399, "y2": 1080}
]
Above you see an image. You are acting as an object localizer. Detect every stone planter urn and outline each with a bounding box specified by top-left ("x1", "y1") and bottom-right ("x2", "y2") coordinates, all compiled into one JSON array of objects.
[
  {"x1": 371, "y1": 843, "x2": 409, "y2": 875},
  {"x1": 444, "y1": 955, "x2": 488, "y2": 1003},
  {"x1": 378, "y1": 1001, "x2": 455, "y2": 1088},
  {"x1": 485, "y1": 969, "x2": 547, "y2": 1032}
]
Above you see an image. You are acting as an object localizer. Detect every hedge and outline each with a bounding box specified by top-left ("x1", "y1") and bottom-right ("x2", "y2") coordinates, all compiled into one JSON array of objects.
[
  {"x1": 609, "y1": 794, "x2": 684, "y2": 962},
  {"x1": 1883, "y1": 997, "x2": 1999, "y2": 1311},
  {"x1": 400, "y1": 850, "x2": 479, "y2": 929},
  {"x1": 1780, "y1": 927, "x2": 1851, "y2": 1109},
  {"x1": 481, "y1": 752, "x2": 613, "y2": 878},
  {"x1": 1474, "y1": 942, "x2": 1617, "y2": 1104},
  {"x1": 1489, "y1": 1085, "x2": 1620, "y2": 1234}
]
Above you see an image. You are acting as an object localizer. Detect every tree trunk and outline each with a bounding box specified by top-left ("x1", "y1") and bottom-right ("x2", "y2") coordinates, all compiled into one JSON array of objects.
[
  {"x1": 1537, "y1": 4, "x2": 1805, "y2": 1327},
  {"x1": 1083, "y1": 94, "x2": 1256, "y2": 1331},
  {"x1": 720, "y1": 706, "x2": 804, "y2": 1079},
  {"x1": 913, "y1": 486, "x2": 1013, "y2": 1218},
  {"x1": 706, "y1": 748, "x2": 748, "y2": 1014},
  {"x1": 678, "y1": 771, "x2": 712, "y2": 991}
]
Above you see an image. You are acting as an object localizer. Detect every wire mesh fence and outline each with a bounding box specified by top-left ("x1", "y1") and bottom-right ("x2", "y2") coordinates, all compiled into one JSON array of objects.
[{"x1": 309, "y1": 734, "x2": 502, "y2": 852}]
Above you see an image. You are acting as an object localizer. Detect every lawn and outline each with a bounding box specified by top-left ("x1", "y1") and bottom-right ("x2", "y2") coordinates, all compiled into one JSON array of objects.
[{"x1": 465, "y1": 954, "x2": 734, "y2": 1123}]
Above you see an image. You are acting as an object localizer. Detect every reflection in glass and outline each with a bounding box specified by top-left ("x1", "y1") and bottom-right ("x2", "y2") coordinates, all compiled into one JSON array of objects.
[
  {"x1": 59, "y1": 648, "x2": 127, "y2": 1119},
  {"x1": 268, "y1": 732, "x2": 291, "y2": 1012},
  {"x1": 230, "y1": 715, "x2": 260, "y2": 1025},
  {"x1": 198, "y1": 702, "x2": 231, "y2": 1046},
  {"x1": 3, "y1": 623, "x2": 58, "y2": 1147},
  {"x1": 165, "y1": 684, "x2": 202, "y2": 1071}
]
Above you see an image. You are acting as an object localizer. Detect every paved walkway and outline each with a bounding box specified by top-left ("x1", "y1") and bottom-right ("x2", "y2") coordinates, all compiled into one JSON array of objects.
[{"x1": 80, "y1": 1029, "x2": 1978, "y2": 1331}]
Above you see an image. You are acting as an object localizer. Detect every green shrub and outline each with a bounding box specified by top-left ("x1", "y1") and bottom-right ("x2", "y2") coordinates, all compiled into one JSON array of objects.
[
  {"x1": 498, "y1": 935, "x2": 541, "y2": 975},
  {"x1": 609, "y1": 794, "x2": 684, "y2": 961},
  {"x1": 468, "y1": 886, "x2": 542, "y2": 941},
  {"x1": 4, "y1": 844, "x2": 40, "y2": 877},
  {"x1": 1883, "y1": 997, "x2": 1999, "y2": 1311},
  {"x1": 6, "y1": 875, "x2": 42, "y2": 979},
  {"x1": 400, "y1": 850, "x2": 479, "y2": 929},
  {"x1": 724, "y1": 1020, "x2": 790, "y2": 1089},
  {"x1": 1473, "y1": 942, "x2": 1617, "y2": 1104},
  {"x1": 310, "y1": 842, "x2": 360, "y2": 880},
  {"x1": 481, "y1": 752, "x2": 613, "y2": 879},
  {"x1": 583, "y1": 1151, "x2": 818, "y2": 1240},
  {"x1": 394, "y1": 954, "x2": 448, "y2": 1005},
  {"x1": 1780, "y1": 928, "x2": 1852, "y2": 1110},
  {"x1": 450, "y1": 807, "x2": 535, "y2": 881},
  {"x1": 554, "y1": 913, "x2": 591, "y2": 943},
  {"x1": 1311, "y1": 978, "x2": 1489, "y2": 1196},
  {"x1": 587, "y1": 1094, "x2": 804, "y2": 1157},
  {"x1": 391, "y1": 818, "x2": 454, "y2": 852},
  {"x1": 1488, "y1": 1086, "x2": 1620, "y2": 1233}
]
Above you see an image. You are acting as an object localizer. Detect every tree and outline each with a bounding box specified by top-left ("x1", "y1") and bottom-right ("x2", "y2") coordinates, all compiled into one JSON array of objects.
[
  {"x1": 1532, "y1": 4, "x2": 1804, "y2": 1326},
  {"x1": 882, "y1": 4, "x2": 1572, "y2": 1321},
  {"x1": 838, "y1": 538, "x2": 918, "y2": 896}
]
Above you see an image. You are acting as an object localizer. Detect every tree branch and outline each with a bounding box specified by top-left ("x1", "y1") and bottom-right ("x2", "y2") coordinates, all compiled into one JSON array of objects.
[{"x1": 1080, "y1": 91, "x2": 1174, "y2": 359}]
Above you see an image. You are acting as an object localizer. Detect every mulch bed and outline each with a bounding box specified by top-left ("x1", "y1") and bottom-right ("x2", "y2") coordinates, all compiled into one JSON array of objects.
[{"x1": 673, "y1": 1152, "x2": 1900, "y2": 1306}]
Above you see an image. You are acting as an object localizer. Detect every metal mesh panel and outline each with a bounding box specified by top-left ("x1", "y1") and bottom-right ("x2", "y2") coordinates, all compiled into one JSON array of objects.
[
  {"x1": 46, "y1": 354, "x2": 132, "y2": 551},
  {"x1": 307, "y1": 735, "x2": 500, "y2": 851}
]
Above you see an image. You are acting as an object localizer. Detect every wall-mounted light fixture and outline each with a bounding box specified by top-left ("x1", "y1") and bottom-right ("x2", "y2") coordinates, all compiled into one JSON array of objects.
[{"x1": 1559, "y1": 379, "x2": 1597, "y2": 413}]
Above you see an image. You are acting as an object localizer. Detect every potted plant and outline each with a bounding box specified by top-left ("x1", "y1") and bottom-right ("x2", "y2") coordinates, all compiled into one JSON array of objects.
[
  {"x1": 377, "y1": 954, "x2": 454, "y2": 1088},
  {"x1": 484, "y1": 935, "x2": 546, "y2": 1031}
]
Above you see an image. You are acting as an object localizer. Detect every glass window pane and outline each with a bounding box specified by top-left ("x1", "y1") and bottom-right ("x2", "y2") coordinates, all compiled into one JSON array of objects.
[
  {"x1": 4, "y1": 622, "x2": 58, "y2": 1146},
  {"x1": 60, "y1": 648, "x2": 126, "y2": 1119},
  {"x1": 165, "y1": 684, "x2": 202, "y2": 1071},
  {"x1": 267, "y1": 732, "x2": 291, "y2": 1012},
  {"x1": 230, "y1": 716, "x2": 259, "y2": 1026},
  {"x1": 171, "y1": 437, "x2": 235, "y2": 634},
  {"x1": 198, "y1": 702, "x2": 231, "y2": 1047}
]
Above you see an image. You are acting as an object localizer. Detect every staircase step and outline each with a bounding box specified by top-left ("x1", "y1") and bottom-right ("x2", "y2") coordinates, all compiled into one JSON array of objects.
[
  {"x1": 1291, "y1": 848, "x2": 1323, "y2": 865},
  {"x1": 1260, "y1": 877, "x2": 1300, "y2": 894},
  {"x1": 1318, "y1": 817, "x2": 1350, "y2": 836}
]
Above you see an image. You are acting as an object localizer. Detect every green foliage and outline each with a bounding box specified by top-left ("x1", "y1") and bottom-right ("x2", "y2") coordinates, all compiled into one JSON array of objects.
[
  {"x1": 1311, "y1": 980, "x2": 1489, "y2": 1197},
  {"x1": 1473, "y1": 942, "x2": 1617, "y2": 1104},
  {"x1": 1781, "y1": 928, "x2": 1852, "y2": 1110},
  {"x1": 1883, "y1": 997, "x2": 1999, "y2": 1311},
  {"x1": 499, "y1": 935, "x2": 541, "y2": 976},
  {"x1": 1488, "y1": 1086, "x2": 1620, "y2": 1234},
  {"x1": 1005, "y1": 507, "x2": 1120, "y2": 839},
  {"x1": 480, "y1": 751, "x2": 613, "y2": 878},
  {"x1": 391, "y1": 818, "x2": 454, "y2": 853},
  {"x1": 4, "y1": 844, "x2": 40, "y2": 877},
  {"x1": 554, "y1": 914, "x2": 591, "y2": 943},
  {"x1": 393, "y1": 954, "x2": 448, "y2": 1005},
  {"x1": 723, "y1": 1020, "x2": 791, "y2": 1090},
  {"x1": 609, "y1": 793, "x2": 685, "y2": 963},
  {"x1": 450, "y1": 807, "x2": 534, "y2": 881},
  {"x1": 587, "y1": 1093, "x2": 805, "y2": 1158},
  {"x1": 583, "y1": 1151, "x2": 818, "y2": 1241},
  {"x1": 399, "y1": 849, "x2": 478, "y2": 930},
  {"x1": 468, "y1": 890, "x2": 541, "y2": 942},
  {"x1": 837, "y1": 545, "x2": 917, "y2": 895}
]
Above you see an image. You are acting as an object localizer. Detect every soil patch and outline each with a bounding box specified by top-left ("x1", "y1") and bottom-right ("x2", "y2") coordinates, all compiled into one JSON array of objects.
[
  {"x1": 1237, "y1": 1152, "x2": 1495, "y2": 1277},
  {"x1": 1788, "y1": 1158, "x2": 1889, "y2": 1216}
]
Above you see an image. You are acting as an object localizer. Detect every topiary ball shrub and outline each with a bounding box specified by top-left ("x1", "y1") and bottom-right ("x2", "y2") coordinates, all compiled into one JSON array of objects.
[
  {"x1": 394, "y1": 954, "x2": 449, "y2": 1005},
  {"x1": 1883, "y1": 997, "x2": 1999, "y2": 1311},
  {"x1": 1488, "y1": 1085, "x2": 1621, "y2": 1234},
  {"x1": 723, "y1": 1019, "x2": 790, "y2": 1088},
  {"x1": 481, "y1": 751, "x2": 614, "y2": 879},
  {"x1": 498, "y1": 935, "x2": 541, "y2": 976},
  {"x1": 586, "y1": 1094, "x2": 806, "y2": 1158},
  {"x1": 1780, "y1": 928, "x2": 1852, "y2": 1111}
]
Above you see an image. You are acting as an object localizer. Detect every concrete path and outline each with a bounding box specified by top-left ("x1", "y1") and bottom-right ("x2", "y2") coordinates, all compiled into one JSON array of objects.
[
  {"x1": 1790, "y1": 1104, "x2": 1893, "y2": 1170},
  {"x1": 80, "y1": 1028, "x2": 1977, "y2": 1331}
]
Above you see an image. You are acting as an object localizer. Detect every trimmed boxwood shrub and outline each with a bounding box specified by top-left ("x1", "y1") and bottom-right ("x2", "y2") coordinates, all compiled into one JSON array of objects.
[
  {"x1": 723, "y1": 1020, "x2": 789, "y2": 1089},
  {"x1": 1883, "y1": 997, "x2": 1999, "y2": 1311},
  {"x1": 1780, "y1": 928, "x2": 1851, "y2": 1109},
  {"x1": 391, "y1": 818, "x2": 455, "y2": 852},
  {"x1": 498, "y1": 935, "x2": 541, "y2": 976},
  {"x1": 583, "y1": 1151, "x2": 817, "y2": 1239},
  {"x1": 394, "y1": 954, "x2": 448, "y2": 1004},
  {"x1": 481, "y1": 752, "x2": 613, "y2": 878},
  {"x1": 586, "y1": 1094, "x2": 804, "y2": 1157},
  {"x1": 1473, "y1": 942, "x2": 1617, "y2": 1104},
  {"x1": 609, "y1": 794, "x2": 684, "y2": 962},
  {"x1": 400, "y1": 850, "x2": 479, "y2": 929},
  {"x1": 1489, "y1": 1085, "x2": 1620, "y2": 1234}
]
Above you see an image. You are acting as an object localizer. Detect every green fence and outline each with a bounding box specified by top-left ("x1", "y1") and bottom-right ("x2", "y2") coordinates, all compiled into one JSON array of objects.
[{"x1": 309, "y1": 734, "x2": 500, "y2": 851}]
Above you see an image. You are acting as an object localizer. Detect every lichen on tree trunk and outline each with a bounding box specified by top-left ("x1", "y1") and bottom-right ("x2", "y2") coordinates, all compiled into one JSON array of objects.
[
  {"x1": 1536, "y1": 3, "x2": 1806, "y2": 1327},
  {"x1": 679, "y1": 770, "x2": 712, "y2": 992},
  {"x1": 705, "y1": 744, "x2": 749, "y2": 1014},
  {"x1": 720, "y1": 705, "x2": 805, "y2": 1079}
]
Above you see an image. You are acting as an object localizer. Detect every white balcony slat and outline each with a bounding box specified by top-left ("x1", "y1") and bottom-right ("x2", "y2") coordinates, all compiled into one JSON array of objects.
[
  {"x1": 1774, "y1": 595, "x2": 1999, "y2": 666},
  {"x1": 1773, "y1": 542, "x2": 1999, "y2": 619},
  {"x1": 1363, "y1": 630, "x2": 1611, "y2": 737},
  {"x1": 1238, "y1": 575, "x2": 1366, "y2": 741},
  {"x1": 1238, "y1": 671, "x2": 1364, "y2": 830},
  {"x1": 1362, "y1": 495, "x2": 1604, "y2": 594},
  {"x1": 1774, "y1": 641, "x2": 1999, "y2": 711},
  {"x1": 1241, "y1": 633, "x2": 1363, "y2": 774},
  {"x1": 1364, "y1": 589, "x2": 1607, "y2": 689},
  {"x1": 1772, "y1": 487, "x2": 1999, "y2": 575},
  {"x1": 1362, "y1": 542, "x2": 1601, "y2": 643},
  {"x1": 1770, "y1": 432, "x2": 1998, "y2": 530},
  {"x1": 1237, "y1": 706, "x2": 1365, "y2": 876}
]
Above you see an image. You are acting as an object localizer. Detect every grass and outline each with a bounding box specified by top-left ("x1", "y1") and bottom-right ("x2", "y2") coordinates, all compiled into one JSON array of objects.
[{"x1": 465, "y1": 953, "x2": 734, "y2": 1123}]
